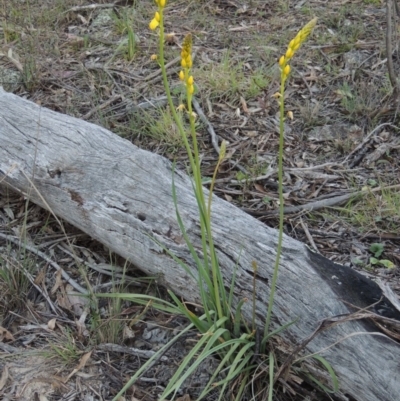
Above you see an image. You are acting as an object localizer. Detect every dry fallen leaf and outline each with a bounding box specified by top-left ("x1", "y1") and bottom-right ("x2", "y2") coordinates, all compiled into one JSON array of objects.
[
  {"x1": 47, "y1": 318, "x2": 57, "y2": 330},
  {"x1": 0, "y1": 365, "x2": 9, "y2": 390},
  {"x1": 63, "y1": 351, "x2": 92, "y2": 383},
  {"x1": 51, "y1": 269, "x2": 63, "y2": 294},
  {"x1": 0, "y1": 326, "x2": 15, "y2": 342}
]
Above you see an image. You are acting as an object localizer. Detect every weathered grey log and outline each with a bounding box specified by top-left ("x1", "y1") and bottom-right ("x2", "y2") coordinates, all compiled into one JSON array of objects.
[{"x1": 0, "y1": 87, "x2": 399, "y2": 401}]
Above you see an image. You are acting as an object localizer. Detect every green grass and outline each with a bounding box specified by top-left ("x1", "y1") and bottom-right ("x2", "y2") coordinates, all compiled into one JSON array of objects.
[
  {"x1": 196, "y1": 51, "x2": 270, "y2": 103},
  {"x1": 129, "y1": 107, "x2": 186, "y2": 149},
  {"x1": 0, "y1": 252, "x2": 34, "y2": 318},
  {"x1": 336, "y1": 187, "x2": 400, "y2": 232}
]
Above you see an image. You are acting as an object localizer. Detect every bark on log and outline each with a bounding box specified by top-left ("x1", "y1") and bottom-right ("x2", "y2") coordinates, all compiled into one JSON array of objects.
[{"x1": 1, "y1": 87, "x2": 399, "y2": 401}]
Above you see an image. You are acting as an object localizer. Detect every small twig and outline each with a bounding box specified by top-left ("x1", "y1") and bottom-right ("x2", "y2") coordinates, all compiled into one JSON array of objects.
[
  {"x1": 191, "y1": 97, "x2": 248, "y2": 174},
  {"x1": 299, "y1": 217, "x2": 318, "y2": 252},
  {"x1": 57, "y1": 244, "x2": 141, "y2": 285},
  {"x1": 342, "y1": 123, "x2": 398, "y2": 166},
  {"x1": 63, "y1": 3, "x2": 117, "y2": 13},
  {"x1": 4, "y1": 254, "x2": 62, "y2": 316},
  {"x1": 136, "y1": 51, "x2": 198, "y2": 91},
  {"x1": 0, "y1": 233, "x2": 88, "y2": 294},
  {"x1": 192, "y1": 97, "x2": 220, "y2": 154},
  {"x1": 386, "y1": 0, "x2": 399, "y2": 98},
  {"x1": 144, "y1": 56, "x2": 181, "y2": 82},
  {"x1": 250, "y1": 183, "x2": 400, "y2": 217},
  {"x1": 82, "y1": 94, "x2": 122, "y2": 120},
  {"x1": 96, "y1": 343, "x2": 168, "y2": 361},
  {"x1": 292, "y1": 66, "x2": 313, "y2": 97}
]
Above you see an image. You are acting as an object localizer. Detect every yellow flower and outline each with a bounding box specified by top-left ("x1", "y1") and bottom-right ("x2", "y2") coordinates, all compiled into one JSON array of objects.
[
  {"x1": 176, "y1": 103, "x2": 186, "y2": 112},
  {"x1": 188, "y1": 84, "x2": 194, "y2": 94},
  {"x1": 149, "y1": 18, "x2": 159, "y2": 30},
  {"x1": 150, "y1": 54, "x2": 158, "y2": 61},
  {"x1": 285, "y1": 48, "x2": 294, "y2": 59},
  {"x1": 149, "y1": 11, "x2": 161, "y2": 30},
  {"x1": 187, "y1": 75, "x2": 194, "y2": 85},
  {"x1": 181, "y1": 58, "x2": 187, "y2": 68},
  {"x1": 158, "y1": 0, "x2": 166, "y2": 7},
  {"x1": 179, "y1": 70, "x2": 185, "y2": 80},
  {"x1": 278, "y1": 56, "x2": 285, "y2": 67},
  {"x1": 283, "y1": 65, "x2": 291, "y2": 77}
]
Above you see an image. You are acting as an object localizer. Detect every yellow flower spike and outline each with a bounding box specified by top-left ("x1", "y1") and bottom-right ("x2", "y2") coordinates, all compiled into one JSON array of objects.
[
  {"x1": 293, "y1": 18, "x2": 317, "y2": 52},
  {"x1": 149, "y1": 18, "x2": 159, "y2": 30},
  {"x1": 283, "y1": 65, "x2": 291, "y2": 77},
  {"x1": 179, "y1": 70, "x2": 185, "y2": 81},
  {"x1": 280, "y1": 18, "x2": 317, "y2": 64},
  {"x1": 187, "y1": 75, "x2": 194, "y2": 85}
]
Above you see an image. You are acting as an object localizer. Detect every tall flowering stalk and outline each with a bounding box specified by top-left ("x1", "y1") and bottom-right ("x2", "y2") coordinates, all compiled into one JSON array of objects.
[
  {"x1": 148, "y1": 3, "x2": 227, "y2": 326},
  {"x1": 263, "y1": 18, "x2": 317, "y2": 341}
]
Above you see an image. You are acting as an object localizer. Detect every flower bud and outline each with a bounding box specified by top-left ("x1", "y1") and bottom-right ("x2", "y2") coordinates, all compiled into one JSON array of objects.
[
  {"x1": 285, "y1": 48, "x2": 293, "y2": 59},
  {"x1": 149, "y1": 18, "x2": 159, "y2": 30},
  {"x1": 283, "y1": 65, "x2": 291, "y2": 77}
]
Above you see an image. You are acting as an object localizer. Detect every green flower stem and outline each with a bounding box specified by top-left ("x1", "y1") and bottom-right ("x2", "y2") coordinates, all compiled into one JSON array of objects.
[
  {"x1": 157, "y1": 13, "x2": 224, "y2": 321},
  {"x1": 157, "y1": 10, "x2": 194, "y2": 171},
  {"x1": 264, "y1": 75, "x2": 286, "y2": 339}
]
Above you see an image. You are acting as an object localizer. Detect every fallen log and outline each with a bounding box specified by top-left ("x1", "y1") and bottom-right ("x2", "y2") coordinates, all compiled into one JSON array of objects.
[{"x1": 1, "y1": 87, "x2": 399, "y2": 401}]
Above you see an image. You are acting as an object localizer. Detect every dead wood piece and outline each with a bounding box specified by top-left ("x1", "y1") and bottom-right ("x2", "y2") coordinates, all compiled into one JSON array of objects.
[{"x1": 1, "y1": 87, "x2": 400, "y2": 401}]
